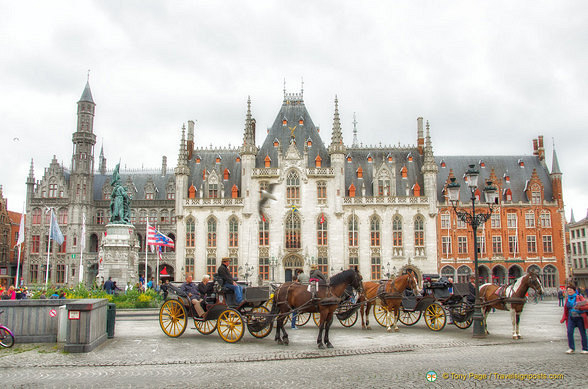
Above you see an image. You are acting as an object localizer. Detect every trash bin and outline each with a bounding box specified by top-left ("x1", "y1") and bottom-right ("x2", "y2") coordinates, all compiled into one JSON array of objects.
[{"x1": 106, "y1": 303, "x2": 116, "y2": 339}]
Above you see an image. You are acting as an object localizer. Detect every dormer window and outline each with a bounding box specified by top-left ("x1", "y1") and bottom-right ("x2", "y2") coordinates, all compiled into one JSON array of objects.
[
  {"x1": 474, "y1": 188, "x2": 481, "y2": 202},
  {"x1": 202, "y1": 169, "x2": 206, "y2": 180},
  {"x1": 282, "y1": 118, "x2": 287, "y2": 126},
  {"x1": 231, "y1": 184, "x2": 239, "y2": 198},
  {"x1": 299, "y1": 117, "x2": 304, "y2": 125},
  {"x1": 387, "y1": 154, "x2": 393, "y2": 162},
  {"x1": 412, "y1": 182, "x2": 421, "y2": 197},
  {"x1": 367, "y1": 155, "x2": 373, "y2": 163},
  {"x1": 504, "y1": 173, "x2": 510, "y2": 183},
  {"x1": 273, "y1": 138, "x2": 279, "y2": 147},
  {"x1": 347, "y1": 155, "x2": 352, "y2": 162},
  {"x1": 223, "y1": 168, "x2": 230, "y2": 180},
  {"x1": 349, "y1": 184, "x2": 356, "y2": 197},
  {"x1": 264, "y1": 155, "x2": 271, "y2": 168},
  {"x1": 196, "y1": 156, "x2": 201, "y2": 164},
  {"x1": 307, "y1": 138, "x2": 312, "y2": 147},
  {"x1": 216, "y1": 155, "x2": 221, "y2": 164},
  {"x1": 518, "y1": 159, "x2": 524, "y2": 168},
  {"x1": 235, "y1": 156, "x2": 241, "y2": 163},
  {"x1": 188, "y1": 185, "x2": 196, "y2": 199},
  {"x1": 479, "y1": 160, "x2": 485, "y2": 168},
  {"x1": 505, "y1": 188, "x2": 512, "y2": 202},
  {"x1": 315, "y1": 155, "x2": 322, "y2": 168},
  {"x1": 401, "y1": 166, "x2": 407, "y2": 179},
  {"x1": 407, "y1": 153, "x2": 413, "y2": 162},
  {"x1": 357, "y1": 166, "x2": 363, "y2": 178},
  {"x1": 440, "y1": 160, "x2": 446, "y2": 168}
]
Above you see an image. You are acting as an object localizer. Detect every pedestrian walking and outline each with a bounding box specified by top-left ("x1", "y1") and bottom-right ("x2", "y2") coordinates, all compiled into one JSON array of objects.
[
  {"x1": 560, "y1": 285, "x2": 588, "y2": 354},
  {"x1": 558, "y1": 288, "x2": 564, "y2": 307}
]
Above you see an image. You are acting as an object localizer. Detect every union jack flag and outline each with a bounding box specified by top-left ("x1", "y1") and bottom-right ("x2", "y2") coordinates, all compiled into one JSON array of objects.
[{"x1": 147, "y1": 224, "x2": 175, "y2": 248}]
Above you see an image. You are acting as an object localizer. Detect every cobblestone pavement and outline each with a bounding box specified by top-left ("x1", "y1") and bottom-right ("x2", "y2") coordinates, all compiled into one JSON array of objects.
[{"x1": 0, "y1": 300, "x2": 585, "y2": 388}]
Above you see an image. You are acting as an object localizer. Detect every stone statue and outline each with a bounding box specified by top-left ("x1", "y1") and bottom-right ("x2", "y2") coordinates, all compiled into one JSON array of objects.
[{"x1": 109, "y1": 163, "x2": 131, "y2": 224}]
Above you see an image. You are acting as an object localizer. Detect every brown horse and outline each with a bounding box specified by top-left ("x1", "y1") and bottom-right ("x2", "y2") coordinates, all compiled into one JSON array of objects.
[
  {"x1": 479, "y1": 271, "x2": 543, "y2": 339},
  {"x1": 271, "y1": 269, "x2": 362, "y2": 348},
  {"x1": 359, "y1": 273, "x2": 418, "y2": 332}
]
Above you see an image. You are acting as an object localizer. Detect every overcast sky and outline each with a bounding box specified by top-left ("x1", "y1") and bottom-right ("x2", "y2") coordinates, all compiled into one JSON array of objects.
[{"x1": 1, "y1": 1, "x2": 587, "y2": 221}]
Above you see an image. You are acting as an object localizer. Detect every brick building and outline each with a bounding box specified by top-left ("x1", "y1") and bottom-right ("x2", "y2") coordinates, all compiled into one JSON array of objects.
[{"x1": 435, "y1": 136, "x2": 567, "y2": 292}]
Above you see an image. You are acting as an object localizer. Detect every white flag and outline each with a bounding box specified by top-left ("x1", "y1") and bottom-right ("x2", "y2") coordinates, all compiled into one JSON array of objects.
[
  {"x1": 15, "y1": 213, "x2": 25, "y2": 247},
  {"x1": 80, "y1": 213, "x2": 86, "y2": 250}
]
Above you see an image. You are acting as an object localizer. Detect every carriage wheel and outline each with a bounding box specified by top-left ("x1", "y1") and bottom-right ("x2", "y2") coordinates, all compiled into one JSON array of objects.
[
  {"x1": 296, "y1": 312, "x2": 311, "y2": 326},
  {"x1": 424, "y1": 302, "x2": 446, "y2": 331},
  {"x1": 159, "y1": 300, "x2": 187, "y2": 338},
  {"x1": 373, "y1": 305, "x2": 393, "y2": 327},
  {"x1": 398, "y1": 310, "x2": 421, "y2": 326},
  {"x1": 262, "y1": 295, "x2": 274, "y2": 310},
  {"x1": 194, "y1": 318, "x2": 217, "y2": 335},
  {"x1": 452, "y1": 304, "x2": 473, "y2": 330},
  {"x1": 338, "y1": 310, "x2": 358, "y2": 327},
  {"x1": 217, "y1": 308, "x2": 245, "y2": 343},
  {"x1": 247, "y1": 306, "x2": 274, "y2": 338},
  {"x1": 312, "y1": 312, "x2": 321, "y2": 326}
]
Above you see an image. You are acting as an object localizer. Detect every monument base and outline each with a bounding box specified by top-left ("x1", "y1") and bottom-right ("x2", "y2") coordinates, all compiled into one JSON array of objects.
[{"x1": 97, "y1": 224, "x2": 139, "y2": 289}]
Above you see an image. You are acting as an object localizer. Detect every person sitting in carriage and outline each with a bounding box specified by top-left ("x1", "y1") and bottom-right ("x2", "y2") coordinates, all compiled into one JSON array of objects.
[
  {"x1": 180, "y1": 274, "x2": 206, "y2": 318},
  {"x1": 218, "y1": 258, "x2": 243, "y2": 304},
  {"x1": 198, "y1": 274, "x2": 214, "y2": 297},
  {"x1": 309, "y1": 264, "x2": 327, "y2": 301}
]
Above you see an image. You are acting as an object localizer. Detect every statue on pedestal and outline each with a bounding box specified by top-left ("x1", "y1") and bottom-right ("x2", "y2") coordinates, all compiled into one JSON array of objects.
[{"x1": 109, "y1": 163, "x2": 131, "y2": 225}]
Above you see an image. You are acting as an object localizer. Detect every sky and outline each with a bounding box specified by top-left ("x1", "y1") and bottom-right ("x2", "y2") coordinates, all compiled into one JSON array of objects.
[{"x1": 1, "y1": 1, "x2": 587, "y2": 221}]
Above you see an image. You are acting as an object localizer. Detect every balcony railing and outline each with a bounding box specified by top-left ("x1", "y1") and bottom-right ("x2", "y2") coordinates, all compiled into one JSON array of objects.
[
  {"x1": 252, "y1": 168, "x2": 280, "y2": 177},
  {"x1": 185, "y1": 198, "x2": 244, "y2": 207},
  {"x1": 343, "y1": 196, "x2": 430, "y2": 205}
]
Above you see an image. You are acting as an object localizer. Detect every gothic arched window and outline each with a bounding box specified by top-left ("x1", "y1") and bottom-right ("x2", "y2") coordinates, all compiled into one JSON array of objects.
[
  {"x1": 317, "y1": 214, "x2": 328, "y2": 246},
  {"x1": 348, "y1": 214, "x2": 358, "y2": 247},
  {"x1": 370, "y1": 216, "x2": 380, "y2": 247},
  {"x1": 286, "y1": 170, "x2": 300, "y2": 205},
  {"x1": 414, "y1": 215, "x2": 424, "y2": 248},
  {"x1": 259, "y1": 219, "x2": 269, "y2": 246},
  {"x1": 207, "y1": 218, "x2": 217, "y2": 248},
  {"x1": 285, "y1": 212, "x2": 301, "y2": 249},
  {"x1": 393, "y1": 215, "x2": 403, "y2": 249},
  {"x1": 229, "y1": 217, "x2": 239, "y2": 247},
  {"x1": 186, "y1": 218, "x2": 195, "y2": 248}
]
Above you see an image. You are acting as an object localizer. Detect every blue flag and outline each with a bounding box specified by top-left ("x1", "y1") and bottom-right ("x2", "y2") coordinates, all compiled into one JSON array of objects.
[{"x1": 50, "y1": 209, "x2": 64, "y2": 245}]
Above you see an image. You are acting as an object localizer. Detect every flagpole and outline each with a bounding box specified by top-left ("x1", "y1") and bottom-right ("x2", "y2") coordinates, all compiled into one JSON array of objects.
[
  {"x1": 145, "y1": 217, "x2": 148, "y2": 289},
  {"x1": 16, "y1": 243, "x2": 22, "y2": 287},
  {"x1": 79, "y1": 213, "x2": 85, "y2": 284},
  {"x1": 156, "y1": 246, "x2": 160, "y2": 288},
  {"x1": 45, "y1": 208, "x2": 52, "y2": 288}
]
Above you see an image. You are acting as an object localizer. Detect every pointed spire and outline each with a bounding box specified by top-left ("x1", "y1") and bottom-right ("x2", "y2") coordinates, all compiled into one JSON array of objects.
[
  {"x1": 570, "y1": 209, "x2": 576, "y2": 223},
  {"x1": 79, "y1": 80, "x2": 94, "y2": 103},
  {"x1": 551, "y1": 146, "x2": 561, "y2": 175},
  {"x1": 328, "y1": 96, "x2": 346, "y2": 155},
  {"x1": 241, "y1": 96, "x2": 257, "y2": 155},
  {"x1": 422, "y1": 120, "x2": 437, "y2": 173},
  {"x1": 28, "y1": 158, "x2": 35, "y2": 180},
  {"x1": 178, "y1": 124, "x2": 188, "y2": 167},
  {"x1": 352, "y1": 112, "x2": 359, "y2": 147}
]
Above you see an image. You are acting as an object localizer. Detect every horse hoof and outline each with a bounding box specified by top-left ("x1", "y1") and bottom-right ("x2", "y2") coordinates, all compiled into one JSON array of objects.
[
  {"x1": 283, "y1": 339, "x2": 289, "y2": 346},
  {"x1": 318, "y1": 343, "x2": 325, "y2": 349},
  {"x1": 327, "y1": 343, "x2": 334, "y2": 349},
  {"x1": 276, "y1": 339, "x2": 283, "y2": 345},
  {"x1": 394, "y1": 328, "x2": 400, "y2": 333},
  {"x1": 367, "y1": 326, "x2": 372, "y2": 330},
  {"x1": 387, "y1": 328, "x2": 392, "y2": 333}
]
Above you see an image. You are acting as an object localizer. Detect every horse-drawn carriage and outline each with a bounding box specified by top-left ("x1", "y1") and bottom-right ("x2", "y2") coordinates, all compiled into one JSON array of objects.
[
  {"x1": 159, "y1": 277, "x2": 273, "y2": 343},
  {"x1": 363, "y1": 273, "x2": 474, "y2": 331}
]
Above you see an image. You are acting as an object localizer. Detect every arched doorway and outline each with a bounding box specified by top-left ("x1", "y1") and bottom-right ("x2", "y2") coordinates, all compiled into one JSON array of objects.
[
  {"x1": 400, "y1": 265, "x2": 422, "y2": 283},
  {"x1": 159, "y1": 264, "x2": 174, "y2": 283},
  {"x1": 441, "y1": 266, "x2": 456, "y2": 280},
  {"x1": 508, "y1": 265, "x2": 523, "y2": 282},
  {"x1": 90, "y1": 234, "x2": 99, "y2": 253},
  {"x1": 542, "y1": 265, "x2": 557, "y2": 288},
  {"x1": 457, "y1": 265, "x2": 471, "y2": 284},
  {"x1": 478, "y1": 265, "x2": 490, "y2": 284},
  {"x1": 283, "y1": 255, "x2": 303, "y2": 282},
  {"x1": 492, "y1": 265, "x2": 506, "y2": 285}
]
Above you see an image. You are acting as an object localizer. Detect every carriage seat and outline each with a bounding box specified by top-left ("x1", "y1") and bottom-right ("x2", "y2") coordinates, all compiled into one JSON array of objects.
[
  {"x1": 213, "y1": 275, "x2": 235, "y2": 294},
  {"x1": 402, "y1": 289, "x2": 417, "y2": 310}
]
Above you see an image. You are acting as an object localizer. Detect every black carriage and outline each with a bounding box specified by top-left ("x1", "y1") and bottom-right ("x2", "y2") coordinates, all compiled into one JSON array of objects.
[
  {"x1": 373, "y1": 274, "x2": 474, "y2": 331},
  {"x1": 159, "y1": 277, "x2": 273, "y2": 343}
]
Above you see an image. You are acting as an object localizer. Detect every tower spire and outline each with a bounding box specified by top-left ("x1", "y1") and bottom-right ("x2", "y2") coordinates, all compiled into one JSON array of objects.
[
  {"x1": 551, "y1": 142, "x2": 561, "y2": 175},
  {"x1": 329, "y1": 96, "x2": 346, "y2": 155},
  {"x1": 178, "y1": 124, "x2": 188, "y2": 167},
  {"x1": 28, "y1": 159, "x2": 34, "y2": 181},
  {"x1": 422, "y1": 120, "x2": 438, "y2": 174},
  {"x1": 241, "y1": 96, "x2": 257, "y2": 155},
  {"x1": 352, "y1": 112, "x2": 359, "y2": 147}
]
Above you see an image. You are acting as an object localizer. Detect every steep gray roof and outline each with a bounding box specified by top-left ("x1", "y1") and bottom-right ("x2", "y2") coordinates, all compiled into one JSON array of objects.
[
  {"x1": 79, "y1": 81, "x2": 94, "y2": 103},
  {"x1": 257, "y1": 99, "x2": 330, "y2": 168},
  {"x1": 345, "y1": 147, "x2": 423, "y2": 197},
  {"x1": 93, "y1": 172, "x2": 175, "y2": 201},
  {"x1": 188, "y1": 148, "x2": 242, "y2": 197},
  {"x1": 435, "y1": 156, "x2": 553, "y2": 203}
]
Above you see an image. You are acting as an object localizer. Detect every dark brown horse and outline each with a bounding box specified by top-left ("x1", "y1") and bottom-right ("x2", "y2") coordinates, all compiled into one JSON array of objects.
[
  {"x1": 359, "y1": 273, "x2": 418, "y2": 332},
  {"x1": 479, "y1": 271, "x2": 543, "y2": 339},
  {"x1": 272, "y1": 269, "x2": 362, "y2": 348}
]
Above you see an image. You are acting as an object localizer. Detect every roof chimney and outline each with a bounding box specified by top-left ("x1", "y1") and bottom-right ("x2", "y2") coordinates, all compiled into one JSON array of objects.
[
  {"x1": 537, "y1": 135, "x2": 545, "y2": 161},
  {"x1": 532, "y1": 138, "x2": 538, "y2": 156},
  {"x1": 161, "y1": 156, "x2": 167, "y2": 176}
]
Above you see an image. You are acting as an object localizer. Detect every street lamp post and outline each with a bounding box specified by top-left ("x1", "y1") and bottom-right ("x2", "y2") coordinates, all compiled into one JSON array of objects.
[
  {"x1": 447, "y1": 164, "x2": 498, "y2": 338},
  {"x1": 384, "y1": 262, "x2": 392, "y2": 279},
  {"x1": 270, "y1": 256, "x2": 277, "y2": 282}
]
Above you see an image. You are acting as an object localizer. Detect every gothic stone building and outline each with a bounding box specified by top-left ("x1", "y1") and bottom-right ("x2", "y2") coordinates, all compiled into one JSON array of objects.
[
  {"x1": 174, "y1": 91, "x2": 439, "y2": 284},
  {"x1": 435, "y1": 136, "x2": 567, "y2": 292},
  {"x1": 23, "y1": 82, "x2": 176, "y2": 286}
]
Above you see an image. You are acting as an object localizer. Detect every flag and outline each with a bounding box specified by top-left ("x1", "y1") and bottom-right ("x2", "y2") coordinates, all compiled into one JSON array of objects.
[
  {"x1": 290, "y1": 205, "x2": 298, "y2": 213},
  {"x1": 157, "y1": 246, "x2": 163, "y2": 261},
  {"x1": 160, "y1": 266, "x2": 169, "y2": 276},
  {"x1": 320, "y1": 213, "x2": 325, "y2": 224},
  {"x1": 49, "y1": 209, "x2": 64, "y2": 245},
  {"x1": 80, "y1": 213, "x2": 86, "y2": 250},
  {"x1": 147, "y1": 224, "x2": 175, "y2": 248},
  {"x1": 15, "y1": 213, "x2": 25, "y2": 247}
]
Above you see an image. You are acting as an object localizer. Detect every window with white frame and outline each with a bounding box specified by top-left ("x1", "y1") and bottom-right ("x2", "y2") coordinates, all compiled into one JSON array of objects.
[
  {"x1": 525, "y1": 212, "x2": 535, "y2": 228},
  {"x1": 440, "y1": 213, "x2": 451, "y2": 229},
  {"x1": 491, "y1": 213, "x2": 501, "y2": 229},
  {"x1": 543, "y1": 235, "x2": 553, "y2": 253},
  {"x1": 458, "y1": 236, "x2": 468, "y2": 254},
  {"x1": 540, "y1": 212, "x2": 551, "y2": 228},
  {"x1": 508, "y1": 235, "x2": 518, "y2": 254},
  {"x1": 492, "y1": 236, "x2": 502, "y2": 254},
  {"x1": 527, "y1": 235, "x2": 537, "y2": 253},
  {"x1": 442, "y1": 236, "x2": 452, "y2": 255},
  {"x1": 507, "y1": 213, "x2": 518, "y2": 229}
]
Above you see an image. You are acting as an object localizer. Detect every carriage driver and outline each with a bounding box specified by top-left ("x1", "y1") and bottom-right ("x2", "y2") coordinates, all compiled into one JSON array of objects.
[
  {"x1": 180, "y1": 275, "x2": 206, "y2": 318},
  {"x1": 218, "y1": 258, "x2": 244, "y2": 304},
  {"x1": 309, "y1": 264, "x2": 327, "y2": 300}
]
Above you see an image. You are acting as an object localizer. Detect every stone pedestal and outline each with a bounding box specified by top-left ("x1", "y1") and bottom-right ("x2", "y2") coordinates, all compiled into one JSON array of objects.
[{"x1": 97, "y1": 224, "x2": 138, "y2": 289}]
